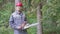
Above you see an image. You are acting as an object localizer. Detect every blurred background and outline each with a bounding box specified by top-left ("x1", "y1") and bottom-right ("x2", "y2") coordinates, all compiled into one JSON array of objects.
[{"x1": 0, "y1": 0, "x2": 60, "y2": 34}]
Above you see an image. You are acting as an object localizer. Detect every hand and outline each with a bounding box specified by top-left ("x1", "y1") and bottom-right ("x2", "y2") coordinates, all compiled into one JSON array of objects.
[
  {"x1": 17, "y1": 26, "x2": 22, "y2": 30},
  {"x1": 21, "y1": 23, "x2": 26, "y2": 28}
]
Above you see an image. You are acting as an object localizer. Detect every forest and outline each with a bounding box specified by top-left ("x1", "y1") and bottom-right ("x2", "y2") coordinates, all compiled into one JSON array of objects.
[{"x1": 0, "y1": 0, "x2": 60, "y2": 34}]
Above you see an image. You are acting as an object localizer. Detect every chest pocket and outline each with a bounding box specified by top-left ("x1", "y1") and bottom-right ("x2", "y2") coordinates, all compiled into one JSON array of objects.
[{"x1": 13, "y1": 15, "x2": 21, "y2": 20}]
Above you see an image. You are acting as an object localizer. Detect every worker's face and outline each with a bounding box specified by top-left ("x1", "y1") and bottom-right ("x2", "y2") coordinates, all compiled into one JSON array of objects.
[{"x1": 16, "y1": 6, "x2": 23, "y2": 12}]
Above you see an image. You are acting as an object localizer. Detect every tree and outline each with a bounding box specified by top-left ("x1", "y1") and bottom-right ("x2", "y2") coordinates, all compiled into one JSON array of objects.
[
  {"x1": 15, "y1": 0, "x2": 21, "y2": 7},
  {"x1": 37, "y1": 2, "x2": 43, "y2": 34}
]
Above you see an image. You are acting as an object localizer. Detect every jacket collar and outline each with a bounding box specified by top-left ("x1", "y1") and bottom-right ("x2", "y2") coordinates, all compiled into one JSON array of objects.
[{"x1": 15, "y1": 10, "x2": 23, "y2": 15}]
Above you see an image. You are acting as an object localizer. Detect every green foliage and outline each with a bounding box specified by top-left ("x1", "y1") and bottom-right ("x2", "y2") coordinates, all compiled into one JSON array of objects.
[
  {"x1": 0, "y1": 2, "x2": 14, "y2": 34},
  {"x1": 27, "y1": 27, "x2": 37, "y2": 34},
  {"x1": 42, "y1": 0, "x2": 60, "y2": 34},
  {"x1": 0, "y1": 0, "x2": 37, "y2": 34},
  {"x1": 0, "y1": 0, "x2": 60, "y2": 34},
  {"x1": 0, "y1": 0, "x2": 3, "y2": 3}
]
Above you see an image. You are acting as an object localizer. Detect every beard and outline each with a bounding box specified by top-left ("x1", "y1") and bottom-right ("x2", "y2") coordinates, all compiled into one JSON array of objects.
[
  {"x1": 19, "y1": 10, "x2": 22, "y2": 12},
  {"x1": 18, "y1": 10, "x2": 22, "y2": 14}
]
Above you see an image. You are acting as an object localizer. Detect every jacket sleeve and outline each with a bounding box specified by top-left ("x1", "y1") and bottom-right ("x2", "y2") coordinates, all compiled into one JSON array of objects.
[
  {"x1": 24, "y1": 16, "x2": 27, "y2": 21},
  {"x1": 9, "y1": 15, "x2": 18, "y2": 29},
  {"x1": 23, "y1": 13, "x2": 27, "y2": 21},
  {"x1": 23, "y1": 14, "x2": 27, "y2": 24}
]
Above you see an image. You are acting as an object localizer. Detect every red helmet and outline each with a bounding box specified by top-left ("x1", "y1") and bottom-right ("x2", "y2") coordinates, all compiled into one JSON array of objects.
[{"x1": 16, "y1": 2, "x2": 23, "y2": 7}]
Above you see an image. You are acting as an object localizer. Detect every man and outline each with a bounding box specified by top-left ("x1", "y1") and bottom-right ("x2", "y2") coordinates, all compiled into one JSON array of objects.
[{"x1": 9, "y1": 2, "x2": 28, "y2": 34}]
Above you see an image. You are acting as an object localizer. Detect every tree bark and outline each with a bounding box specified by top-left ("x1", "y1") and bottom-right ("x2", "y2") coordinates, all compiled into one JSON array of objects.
[
  {"x1": 37, "y1": 2, "x2": 43, "y2": 34},
  {"x1": 15, "y1": 0, "x2": 21, "y2": 7}
]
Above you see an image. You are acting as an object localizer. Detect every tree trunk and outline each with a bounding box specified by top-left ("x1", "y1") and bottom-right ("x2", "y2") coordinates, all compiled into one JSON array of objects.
[
  {"x1": 15, "y1": 0, "x2": 21, "y2": 7},
  {"x1": 37, "y1": 3, "x2": 42, "y2": 34}
]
